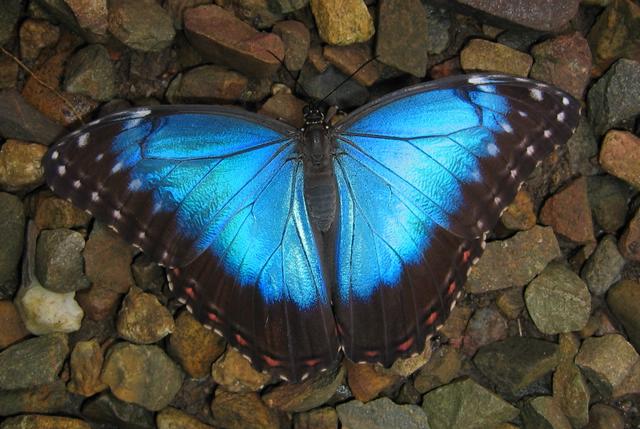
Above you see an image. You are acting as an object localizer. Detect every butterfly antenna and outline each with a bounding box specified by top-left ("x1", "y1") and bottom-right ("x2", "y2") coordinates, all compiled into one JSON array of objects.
[
  {"x1": 318, "y1": 55, "x2": 379, "y2": 106},
  {"x1": 266, "y1": 49, "x2": 311, "y2": 101}
]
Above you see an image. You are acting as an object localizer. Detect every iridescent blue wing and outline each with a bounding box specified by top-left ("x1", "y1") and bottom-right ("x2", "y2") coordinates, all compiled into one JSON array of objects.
[
  {"x1": 44, "y1": 106, "x2": 339, "y2": 381},
  {"x1": 332, "y1": 74, "x2": 581, "y2": 365}
]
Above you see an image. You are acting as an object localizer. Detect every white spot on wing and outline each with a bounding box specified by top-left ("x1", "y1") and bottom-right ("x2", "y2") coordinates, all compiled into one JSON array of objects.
[
  {"x1": 530, "y1": 88, "x2": 543, "y2": 101},
  {"x1": 51, "y1": 151, "x2": 59, "y2": 160},
  {"x1": 73, "y1": 180, "x2": 81, "y2": 189},
  {"x1": 557, "y1": 111, "x2": 565, "y2": 122},
  {"x1": 468, "y1": 76, "x2": 489, "y2": 84},
  {"x1": 526, "y1": 145, "x2": 535, "y2": 155},
  {"x1": 544, "y1": 129, "x2": 552, "y2": 138},
  {"x1": 501, "y1": 122, "x2": 514, "y2": 133},
  {"x1": 562, "y1": 97, "x2": 570, "y2": 106},
  {"x1": 96, "y1": 153, "x2": 104, "y2": 161},
  {"x1": 487, "y1": 143, "x2": 499, "y2": 155},
  {"x1": 518, "y1": 110, "x2": 528, "y2": 117},
  {"x1": 57, "y1": 166, "x2": 66, "y2": 176},
  {"x1": 78, "y1": 134, "x2": 89, "y2": 147},
  {"x1": 129, "y1": 179, "x2": 142, "y2": 191},
  {"x1": 111, "y1": 162, "x2": 123, "y2": 174},
  {"x1": 113, "y1": 210, "x2": 122, "y2": 220}
]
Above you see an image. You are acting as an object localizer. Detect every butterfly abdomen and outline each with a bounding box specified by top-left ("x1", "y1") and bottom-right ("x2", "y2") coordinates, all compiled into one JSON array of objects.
[{"x1": 303, "y1": 164, "x2": 338, "y2": 232}]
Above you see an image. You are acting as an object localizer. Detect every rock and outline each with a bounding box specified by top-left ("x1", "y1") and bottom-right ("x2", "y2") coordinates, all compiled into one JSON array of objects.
[
  {"x1": 0, "y1": 140, "x2": 48, "y2": 193},
  {"x1": 272, "y1": 0, "x2": 309, "y2": 13},
  {"x1": 438, "y1": 304, "x2": 473, "y2": 341},
  {"x1": 390, "y1": 346, "x2": 432, "y2": 378},
  {"x1": 108, "y1": 0, "x2": 175, "y2": 52},
  {"x1": 413, "y1": 345, "x2": 462, "y2": 394},
  {"x1": 0, "y1": 380, "x2": 71, "y2": 416},
  {"x1": 33, "y1": 195, "x2": 91, "y2": 230},
  {"x1": 263, "y1": 366, "x2": 345, "y2": 412},
  {"x1": 310, "y1": 0, "x2": 374, "y2": 46},
  {"x1": 421, "y1": 378, "x2": 519, "y2": 429},
  {"x1": 0, "y1": 300, "x2": 29, "y2": 350},
  {"x1": 64, "y1": 0, "x2": 109, "y2": 39},
  {"x1": 462, "y1": 306, "x2": 508, "y2": 356},
  {"x1": 588, "y1": 175, "x2": 633, "y2": 234},
  {"x1": 272, "y1": 20, "x2": 310, "y2": 72},
  {"x1": 0, "y1": 415, "x2": 91, "y2": 429},
  {"x1": 76, "y1": 283, "x2": 122, "y2": 321},
  {"x1": 157, "y1": 406, "x2": 215, "y2": 429},
  {"x1": 298, "y1": 64, "x2": 368, "y2": 109},
  {"x1": 167, "y1": 311, "x2": 225, "y2": 379},
  {"x1": 574, "y1": 334, "x2": 639, "y2": 397},
  {"x1": 473, "y1": 337, "x2": 559, "y2": 397},
  {"x1": 184, "y1": 5, "x2": 283, "y2": 78},
  {"x1": 324, "y1": 44, "x2": 379, "y2": 86},
  {"x1": 63, "y1": 44, "x2": 116, "y2": 102},
  {"x1": 599, "y1": 130, "x2": 640, "y2": 189},
  {"x1": 16, "y1": 283, "x2": 84, "y2": 335},
  {"x1": 586, "y1": 403, "x2": 625, "y2": 429},
  {"x1": 460, "y1": 39, "x2": 533, "y2": 77},
  {"x1": 0, "y1": 193, "x2": 24, "y2": 297},
  {"x1": 337, "y1": 397, "x2": 429, "y2": 429},
  {"x1": 0, "y1": 333, "x2": 69, "y2": 390},
  {"x1": 0, "y1": 55, "x2": 18, "y2": 89},
  {"x1": 131, "y1": 254, "x2": 165, "y2": 294},
  {"x1": 540, "y1": 177, "x2": 595, "y2": 244},
  {"x1": 587, "y1": 59, "x2": 640, "y2": 137},
  {"x1": 222, "y1": 0, "x2": 283, "y2": 29},
  {"x1": 67, "y1": 339, "x2": 108, "y2": 396},
  {"x1": 101, "y1": 342, "x2": 183, "y2": 411},
  {"x1": 375, "y1": 0, "x2": 428, "y2": 77},
  {"x1": 82, "y1": 391, "x2": 155, "y2": 429},
  {"x1": 496, "y1": 287, "x2": 525, "y2": 319},
  {"x1": 344, "y1": 361, "x2": 399, "y2": 402},
  {"x1": 258, "y1": 92, "x2": 306, "y2": 128},
  {"x1": 211, "y1": 347, "x2": 271, "y2": 393},
  {"x1": 211, "y1": 390, "x2": 280, "y2": 429},
  {"x1": 525, "y1": 262, "x2": 591, "y2": 334},
  {"x1": 620, "y1": 207, "x2": 640, "y2": 261},
  {"x1": 116, "y1": 287, "x2": 174, "y2": 344},
  {"x1": 36, "y1": 228, "x2": 90, "y2": 293},
  {"x1": 607, "y1": 280, "x2": 640, "y2": 352},
  {"x1": 294, "y1": 407, "x2": 338, "y2": 429},
  {"x1": 166, "y1": 65, "x2": 248, "y2": 104},
  {"x1": 307, "y1": 45, "x2": 329, "y2": 73},
  {"x1": 500, "y1": 189, "x2": 536, "y2": 231},
  {"x1": 424, "y1": 3, "x2": 451, "y2": 55},
  {"x1": 0, "y1": 89, "x2": 65, "y2": 145},
  {"x1": 566, "y1": 117, "x2": 599, "y2": 177},
  {"x1": 521, "y1": 396, "x2": 572, "y2": 429},
  {"x1": 0, "y1": 0, "x2": 20, "y2": 45},
  {"x1": 466, "y1": 226, "x2": 561, "y2": 293},
  {"x1": 530, "y1": 32, "x2": 592, "y2": 98},
  {"x1": 19, "y1": 19, "x2": 60, "y2": 61},
  {"x1": 553, "y1": 362, "x2": 590, "y2": 428},
  {"x1": 581, "y1": 235, "x2": 626, "y2": 295},
  {"x1": 587, "y1": 0, "x2": 640, "y2": 76},
  {"x1": 84, "y1": 222, "x2": 135, "y2": 294}
]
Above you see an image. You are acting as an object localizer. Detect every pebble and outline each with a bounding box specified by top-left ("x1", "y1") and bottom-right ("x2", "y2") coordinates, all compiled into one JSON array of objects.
[
  {"x1": 36, "y1": 228, "x2": 90, "y2": 293},
  {"x1": 0, "y1": 380, "x2": 70, "y2": 416},
  {"x1": 421, "y1": 378, "x2": 519, "y2": 429},
  {"x1": 18, "y1": 19, "x2": 60, "y2": 61},
  {"x1": 263, "y1": 366, "x2": 345, "y2": 412},
  {"x1": 156, "y1": 406, "x2": 215, "y2": 429},
  {"x1": 473, "y1": 337, "x2": 559, "y2": 397},
  {"x1": 540, "y1": 176, "x2": 595, "y2": 244},
  {"x1": 0, "y1": 333, "x2": 69, "y2": 390},
  {"x1": 116, "y1": 287, "x2": 174, "y2": 344},
  {"x1": 63, "y1": 44, "x2": 116, "y2": 102},
  {"x1": 566, "y1": 117, "x2": 599, "y2": 177},
  {"x1": 258, "y1": 92, "x2": 307, "y2": 128},
  {"x1": 462, "y1": 306, "x2": 508, "y2": 356},
  {"x1": 0, "y1": 415, "x2": 91, "y2": 429},
  {"x1": 0, "y1": 0, "x2": 21, "y2": 45},
  {"x1": 272, "y1": 20, "x2": 310, "y2": 72},
  {"x1": 413, "y1": 345, "x2": 462, "y2": 394},
  {"x1": 496, "y1": 287, "x2": 525, "y2": 319},
  {"x1": 324, "y1": 44, "x2": 379, "y2": 86},
  {"x1": 620, "y1": 207, "x2": 640, "y2": 261},
  {"x1": 465, "y1": 226, "x2": 561, "y2": 293},
  {"x1": 0, "y1": 193, "x2": 24, "y2": 298},
  {"x1": 167, "y1": 310, "x2": 226, "y2": 379},
  {"x1": 166, "y1": 65, "x2": 248, "y2": 104},
  {"x1": 500, "y1": 189, "x2": 536, "y2": 231},
  {"x1": 16, "y1": 284, "x2": 84, "y2": 335},
  {"x1": 460, "y1": 39, "x2": 533, "y2": 77},
  {"x1": 211, "y1": 390, "x2": 281, "y2": 429},
  {"x1": 0, "y1": 140, "x2": 48, "y2": 193},
  {"x1": 0, "y1": 89, "x2": 65, "y2": 145},
  {"x1": 75, "y1": 282, "x2": 121, "y2": 321},
  {"x1": 298, "y1": 64, "x2": 368, "y2": 109},
  {"x1": 0, "y1": 55, "x2": 18, "y2": 89},
  {"x1": 588, "y1": 175, "x2": 633, "y2": 234},
  {"x1": 521, "y1": 396, "x2": 572, "y2": 429},
  {"x1": 33, "y1": 194, "x2": 91, "y2": 230},
  {"x1": 0, "y1": 300, "x2": 29, "y2": 349},
  {"x1": 599, "y1": 130, "x2": 640, "y2": 189},
  {"x1": 131, "y1": 254, "x2": 165, "y2": 294},
  {"x1": 64, "y1": 0, "x2": 109, "y2": 39},
  {"x1": 587, "y1": 403, "x2": 625, "y2": 429},
  {"x1": 272, "y1": 0, "x2": 309, "y2": 13},
  {"x1": 67, "y1": 339, "x2": 108, "y2": 396},
  {"x1": 424, "y1": 3, "x2": 451, "y2": 55},
  {"x1": 581, "y1": 235, "x2": 626, "y2": 296},
  {"x1": 336, "y1": 397, "x2": 429, "y2": 429},
  {"x1": 81, "y1": 391, "x2": 155, "y2": 429},
  {"x1": 84, "y1": 222, "x2": 135, "y2": 295},
  {"x1": 211, "y1": 347, "x2": 271, "y2": 393},
  {"x1": 607, "y1": 280, "x2": 640, "y2": 352},
  {"x1": 310, "y1": 0, "x2": 374, "y2": 46},
  {"x1": 294, "y1": 407, "x2": 338, "y2": 429},
  {"x1": 184, "y1": 5, "x2": 283, "y2": 78},
  {"x1": 587, "y1": 59, "x2": 640, "y2": 136},
  {"x1": 525, "y1": 262, "x2": 591, "y2": 334},
  {"x1": 108, "y1": 0, "x2": 175, "y2": 52},
  {"x1": 101, "y1": 342, "x2": 183, "y2": 411},
  {"x1": 553, "y1": 361, "x2": 590, "y2": 428},
  {"x1": 344, "y1": 361, "x2": 400, "y2": 402}
]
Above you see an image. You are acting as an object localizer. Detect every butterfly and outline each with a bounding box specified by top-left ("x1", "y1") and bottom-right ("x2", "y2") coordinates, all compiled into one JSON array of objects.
[{"x1": 43, "y1": 74, "x2": 580, "y2": 382}]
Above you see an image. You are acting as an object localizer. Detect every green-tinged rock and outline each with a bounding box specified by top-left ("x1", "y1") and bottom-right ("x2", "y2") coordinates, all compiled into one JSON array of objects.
[
  {"x1": 607, "y1": 280, "x2": 640, "y2": 351},
  {"x1": 0, "y1": 0, "x2": 21, "y2": 45},
  {"x1": 581, "y1": 235, "x2": 626, "y2": 296},
  {"x1": 553, "y1": 362, "x2": 590, "y2": 428},
  {"x1": 108, "y1": 0, "x2": 175, "y2": 51},
  {"x1": 466, "y1": 226, "x2": 561, "y2": 293},
  {"x1": 211, "y1": 390, "x2": 280, "y2": 429},
  {"x1": 422, "y1": 378, "x2": 519, "y2": 429},
  {"x1": 36, "y1": 228, "x2": 90, "y2": 293},
  {"x1": 67, "y1": 339, "x2": 107, "y2": 397},
  {"x1": 63, "y1": 44, "x2": 116, "y2": 102},
  {"x1": 116, "y1": 287, "x2": 174, "y2": 344},
  {"x1": 0, "y1": 193, "x2": 24, "y2": 298},
  {"x1": 337, "y1": 397, "x2": 430, "y2": 429},
  {"x1": 587, "y1": 403, "x2": 625, "y2": 429},
  {"x1": 0, "y1": 333, "x2": 69, "y2": 390},
  {"x1": 156, "y1": 406, "x2": 215, "y2": 429},
  {"x1": 0, "y1": 381, "x2": 71, "y2": 416},
  {"x1": 566, "y1": 117, "x2": 599, "y2": 177},
  {"x1": 211, "y1": 347, "x2": 271, "y2": 393},
  {"x1": 525, "y1": 263, "x2": 591, "y2": 334},
  {"x1": 599, "y1": 130, "x2": 640, "y2": 189},
  {"x1": 473, "y1": 337, "x2": 559, "y2": 397},
  {"x1": 272, "y1": 20, "x2": 310, "y2": 72},
  {"x1": 460, "y1": 39, "x2": 533, "y2": 77},
  {"x1": 588, "y1": 175, "x2": 633, "y2": 233},
  {"x1": 165, "y1": 65, "x2": 248, "y2": 105},
  {"x1": 414, "y1": 345, "x2": 462, "y2": 394},
  {"x1": 81, "y1": 391, "x2": 155, "y2": 429},
  {"x1": 521, "y1": 396, "x2": 572, "y2": 429},
  {"x1": 0, "y1": 89, "x2": 65, "y2": 145},
  {"x1": 0, "y1": 140, "x2": 48, "y2": 192},
  {"x1": 310, "y1": 0, "x2": 374, "y2": 46},
  {"x1": 0, "y1": 415, "x2": 91, "y2": 429},
  {"x1": 620, "y1": 207, "x2": 640, "y2": 262},
  {"x1": 294, "y1": 407, "x2": 337, "y2": 429}
]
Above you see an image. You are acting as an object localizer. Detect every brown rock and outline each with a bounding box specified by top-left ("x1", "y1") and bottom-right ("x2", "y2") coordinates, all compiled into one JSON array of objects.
[
  {"x1": 65, "y1": 0, "x2": 109, "y2": 37},
  {"x1": 540, "y1": 177, "x2": 595, "y2": 244},
  {"x1": 75, "y1": 283, "x2": 121, "y2": 321},
  {"x1": 0, "y1": 415, "x2": 91, "y2": 429},
  {"x1": 496, "y1": 287, "x2": 525, "y2": 319},
  {"x1": 211, "y1": 390, "x2": 281, "y2": 429},
  {"x1": 19, "y1": 19, "x2": 60, "y2": 61},
  {"x1": 599, "y1": 130, "x2": 640, "y2": 189},
  {"x1": 108, "y1": 0, "x2": 175, "y2": 52},
  {"x1": 116, "y1": 287, "x2": 174, "y2": 344},
  {"x1": 0, "y1": 140, "x2": 48, "y2": 192},
  {"x1": 308, "y1": 45, "x2": 329, "y2": 73},
  {"x1": 587, "y1": 403, "x2": 625, "y2": 429},
  {"x1": 460, "y1": 39, "x2": 533, "y2": 77},
  {"x1": 258, "y1": 92, "x2": 306, "y2": 128},
  {"x1": 438, "y1": 304, "x2": 473, "y2": 341},
  {"x1": 0, "y1": 300, "x2": 29, "y2": 349},
  {"x1": 500, "y1": 189, "x2": 536, "y2": 231},
  {"x1": 67, "y1": 339, "x2": 108, "y2": 396},
  {"x1": 211, "y1": 347, "x2": 271, "y2": 392},
  {"x1": 33, "y1": 194, "x2": 92, "y2": 230},
  {"x1": 184, "y1": 5, "x2": 284, "y2": 78},
  {"x1": 84, "y1": 222, "x2": 135, "y2": 294},
  {"x1": 157, "y1": 406, "x2": 215, "y2": 429},
  {"x1": 607, "y1": 280, "x2": 640, "y2": 352},
  {"x1": 429, "y1": 57, "x2": 462, "y2": 80},
  {"x1": 413, "y1": 345, "x2": 462, "y2": 394},
  {"x1": 345, "y1": 361, "x2": 400, "y2": 402},
  {"x1": 620, "y1": 208, "x2": 640, "y2": 261},
  {"x1": 324, "y1": 44, "x2": 379, "y2": 86},
  {"x1": 462, "y1": 306, "x2": 508, "y2": 357},
  {"x1": 263, "y1": 366, "x2": 345, "y2": 412},
  {"x1": 293, "y1": 407, "x2": 338, "y2": 429},
  {"x1": 166, "y1": 65, "x2": 248, "y2": 105},
  {"x1": 0, "y1": 55, "x2": 18, "y2": 89},
  {"x1": 272, "y1": 20, "x2": 310, "y2": 72},
  {"x1": 310, "y1": 0, "x2": 374, "y2": 46},
  {"x1": 0, "y1": 380, "x2": 70, "y2": 416}
]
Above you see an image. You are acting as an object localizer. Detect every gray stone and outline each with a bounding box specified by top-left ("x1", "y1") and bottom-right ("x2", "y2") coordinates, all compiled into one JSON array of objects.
[
  {"x1": 165, "y1": 65, "x2": 247, "y2": 105},
  {"x1": 566, "y1": 117, "x2": 599, "y2": 177},
  {"x1": 424, "y1": 3, "x2": 451, "y2": 55},
  {"x1": 588, "y1": 175, "x2": 633, "y2": 233},
  {"x1": 607, "y1": 280, "x2": 640, "y2": 352},
  {"x1": 298, "y1": 64, "x2": 368, "y2": 110},
  {"x1": 81, "y1": 392, "x2": 155, "y2": 429},
  {"x1": 336, "y1": 397, "x2": 430, "y2": 429},
  {"x1": 581, "y1": 235, "x2": 626, "y2": 296},
  {"x1": 0, "y1": 0, "x2": 21, "y2": 45},
  {"x1": 0, "y1": 89, "x2": 64, "y2": 145},
  {"x1": 108, "y1": 0, "x2": 175, "y2": 52},
  {"x1": 521, "y1": 396, "x2": 572, "y2": 429},
  {"x1": 36, "y1": 228, "x2": 90, "y2": 293},
  {"x1": 0, "y1": 193, "x2": 24, "y2": 298},
  {"x1": 64, "y1": 44, "x2": 116, "y2": 101},
  {"x1": 0, "y1": 380, "x2": 71, "y2": 416},
  {"x1": 553, "y1": 362, "x2": 590, "y2": 428}
]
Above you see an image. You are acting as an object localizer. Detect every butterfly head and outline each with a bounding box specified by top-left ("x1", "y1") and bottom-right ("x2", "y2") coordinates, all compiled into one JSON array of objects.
[{"x1": 303, "y1": 104, "x2": 325, "y2": 126}]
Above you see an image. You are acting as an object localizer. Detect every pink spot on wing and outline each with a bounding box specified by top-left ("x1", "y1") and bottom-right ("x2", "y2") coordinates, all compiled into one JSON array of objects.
[
  {"x1": 447, "y1": 281, "x2": 457, "y2": 296},
  {"x1": 207, "y1": 312, "x2": 220, "y2": 323},
  {"x1": 426, "y1": 311, "x2": 439, "y2": 325},
  {"x1": 462, "y1": 250, "x2": 471, "y2": 263},
  {"x1": 184, "y1": 287, "x2": 195, "y2": 299},
  {"x1": 304, "y1": 358, "x2": 321, "y2": 367},
  {"x1": 397, "y1": 337, "x2": 414, "y2": 352},
  {"x1": 235, "y1": 334, "x2": 248, "y2": 347},
  {"x1": 263, "y1": 355, "x2": 283, "y2": 367},
  {"x1": 364, "y1": 350, "x2": 380, "y2": 357}
]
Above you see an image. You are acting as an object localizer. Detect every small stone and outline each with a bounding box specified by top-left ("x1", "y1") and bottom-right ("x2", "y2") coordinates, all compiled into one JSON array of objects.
[
  {"x1": 525, "y1": 262, "x2": 591, "y2": 334},
  {"x1": 460, "y1": 39, "x2": 533, "y2": 77},
  {"x1": 109, "y1": 0, "x2": 175, "y2": 52},
  {"x1": 33, "y1": 195, "x2": 91, "y2": 230},
  {"x1": 607, "y1": 280, "x2": 640, "y2": 352},
  {"x1": 521, "y1": 396, "x2": 572, "y2": 429},
  {"x1": 390, "y1": 345, "x2": 432, "y2": 378},
  {"x1": 574, "y1": 334, "x2": 639, "y2": 397},
  {"x1": 540, "y1": 176, "x2": 595, "y2": 244},
  {"x1": 272, "y1": 20, "x2": 310, "y2": 72},
  {"x1": 0, "y1": 55, "x2": 18, "y2": 89},
  {"x1": 101, "y1": 342, "x2": 183, "y2": 411},
  {"x1": 496, "y1": 287, "x2": 525, "y2": 319},
  {"x1": 324, "y1": 44, "x2": 379, "y2": 86},
  {"x1": 63, "y1": 44, "x2": 116, "y2": 102},
  {"x1": 566, "y1": 117, "x2": 600, "y2": 177},
  {"x1": 466, "y1": 226, "x2": 561, "y2": 293},
  {"x1": 163, "y1": 0, "x2": 211, "y2": 30},
  {"x1": 587, "y1": 59, "x2": 640, "y2": 137},
  {"x1": 166, "y1": 65, "x2": 248, "y2": 104},
  {"x1": 211, "y1": 347, "x2": 271, "y2": 393},
  {"x1": 258, "y1": 92, "x2": 306, "y2": 128},
  {"x1": 81, "y1": 391, "x2": 155, "y2": 429},
  {"x1": 586, "y1": 403, "x2": 625, "y2": 429},
  {"x1": 116, "y1": 287, "x2": 175, "y2": 344},
  {"x1": 67, "y1": 339, "x2": 108, "y2": 396},
  {"x1": 588, "y1": 175, "x2": 633, "y2": 234},
  {"x1": 500, "y1": 189, "x2": 536, "y2": 231},
  {"x1": 424, "y1": 3, "x2": 451, "y2": 55},
  {"x1": 76, "y1": 283, "x2": 121, "y2": 321},
  {"x1": 211, "y1": 390, "x2": 280, "y2": 429},
  {"x1": 413, "y1": 345, "x2": 462, "y2": 394},
  {"x1": 0, "y1": 415, "x2": 91, "y2": 429},
  {"x1": 166, "y1": 377, "x2": 215, "y2": 424},
  {"x1": 131, "y1": 254, "x2": 165, "y2": 293},
  {"x1": 298, "y1": 64, "x2": 368, "y2": 109},
  {"x1": 473, "y1": 337, "x2": 559, "y2": 397},
  {"x1": 294, "y1": 407, "x2": 338, "y2": 429},
  {"x1": 65, "y1": 0, "x2": 109, "y2": 38},
  {"x1": 553, "y1": 362, "x2": 590, "y2": 428},
  {"x1": 168, "y1": 311, "x2": 225, "y2": 379},
  {"x1": 184, "y1": 5, "x2": 283, "y2": 78},
  {"x1": 0, "y1": 380, "x2": 70, "y2": 416},
  {"x1": 19, "y1": 19, "x2": 60, "y2": 61},
  {"x1": 581, "y1": 235, "x2": 626, "y2": 296},
  {"x1": 620, "y1": 208, "x2": 640, "y2": 261},
  {"x1": 337, "y1": 397, "x2": 430, "y2": 429},
  {"x1": 0, "y1": 89, "x2": 64, "y2": 145},
  {"x1": 0, "y1": 333, "x2": 69, "y2": 390},
  {"x1": 0, "y1": 140, "x2": 48, "y2": 193},
  {"x1": 272, "y1": 0, "x2": 309, "y2": 13},
  {"x1": 308, "y1": 45, "x2": 329, "y2": 73},
  {"x1": 36, "y1": 229, "x2": 90, "y2": 293},
  {"x1": 263, "y1": 366, "x2": 345, "y2": 412},
  {"x1": 0, "y1": 193, "x2": 24, "y2": 297},
  {"x1": 462, "y1": 306, "x2": 508, "y2": 356},
  {"x1": 16, "y1": 283, "x2": 84, "y2": 335},
  {"x1": 438, "y1": 304, "x2": 473, "y2": 341},
  {"x1": 345, "y1": 361, "x2": 400, "y2": 402},
  {"x1": 224, "y1": 0, "x2": 283, "y2": 29},
  {"x1": 0, "y1": 0, "x2": 21, "y2": 45},
  {"x1": 0, "y1": 300, "x2": 29, "y2": 349},
  {"x1": 310, "y1": 0, "x2": 374, "y2": 46},
  {"x1": 530, "y1": 32, "x2": 592, "y2": 99},
  {"x1": 84, "y1": 223, "x2": 135, "y2": 294},
  {"x1": 157, "y1": 406, "x2": 215, "y2": 429},
  {"x1": 421, "y1": 378, "x2": 519, "y2": 429},
  {"x1": 599, "y1": 130, "x2": 640, "y2": 189}
]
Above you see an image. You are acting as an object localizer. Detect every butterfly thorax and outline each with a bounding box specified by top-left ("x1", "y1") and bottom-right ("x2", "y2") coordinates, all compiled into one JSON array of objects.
[{"x1": 301, "y1": 107, "x2": 338, "y2": 233}]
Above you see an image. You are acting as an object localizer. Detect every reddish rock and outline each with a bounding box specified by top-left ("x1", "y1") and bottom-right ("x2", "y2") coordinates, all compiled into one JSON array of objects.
[
  {"x1": 19, "y1": 19, "x2": 60, "y2": 61},
  {"x1": 307, "y1": 45, "x2": 329, "y2": 73},
  {"x1": 67, "y1": 339, "x2": 108, "y2": 396},
  {"x1": 76, "y1": 283, "x2": 121, "y2": 321},
  {"x1": 599, "y1": 130, "x2": 640, "y2": 189},
  {"x1": 272, "y1": 20, "x2": 310, "y2": 72},
  {"x1": 462, "y1": 306, "x2": 509, "y2": 357},
  {"x1": 184, "y1": 5, "x2": 284, "y2": 78},
  {"x1": 84, "y1": 223, "x2": 135, "y2": 294},
  {"x1": 324, "y1": 44, "x2": 379, "y2": 87},
  {"x1": 540, "y1": 177, "x2": 595, "y2": 244},
  {"x1": 258, "y1": 92, "x2": 306, "y2": 128},
  {"x1": 429, "y1": 57, "x2": 461, "y2": 80},
  {"x1": 620, "y1": 208, "x2": 640, "y2": 262},
  {"x1": 0, "y1": 300, "x2": 30, "y2": 349}
]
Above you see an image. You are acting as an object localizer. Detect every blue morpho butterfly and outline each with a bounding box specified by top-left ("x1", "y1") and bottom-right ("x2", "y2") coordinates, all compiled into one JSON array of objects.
[{"x1": 44, "y1": 73, "x2": 580, "y2": 382}]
